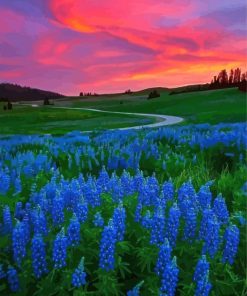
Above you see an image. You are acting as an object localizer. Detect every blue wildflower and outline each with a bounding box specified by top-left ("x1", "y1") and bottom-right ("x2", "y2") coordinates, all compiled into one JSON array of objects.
[
  {"x1": 75, "y1": 200, "x2": 88, "y2": 223},
  {"x1": 93, "y1": 212, "x2": 104, "y2": 227},
  {"x1": 31, "y1": 234, "x2": 48, "y2": 278},
  {"x1": 134, "y1": 203, "x2": 142, "y2": 223},
  {"x1": 202, "y1": 216, "x2": 220, "y2": 258},
  {"x1": 150, "y1": 207, "x2": 165, "y2": 246},
  {"x1": 162, "y1": 180, "x2": 174, "y2": 201},
  {"x1": 195, "y1": 274, "x2": 212, "y2": 296},
  {"x1": 52, "y1": 228, "x2": 68, "y2": 269},
  {"x1": 99, "y1": 219, "x2": 117, "y2": 271},
  {"x1": 166, "y1": 204, "x2": 181, "y2": 248},
  {"x1": 67, "y1": 214, "x2": 81, "y2": 246},
  {"x1": 7, "y1": 266, "x2": 20, "y2": 292},
  {"x1": 160, "y1": 256, "x2": 179, "y2": 296},
  {"x1": 72, "y1": 257, "x2": 87, "y2": 288},
  {"x1": 112, "y1": 204, "x2": 126, "y2": 241},
  {"x1": 193, "y1": 255, "x2": 210, "y2": 283},
  {"x1": 51, "y1": 198, "x2": 64, "y2": 226},
  {"x1": 213, "y1": 195, "x2": 229, "y2": 225},
  {"x1": 183, "y1": 206, "x2": 197, "y2": 241},
  {"x1": 222, "y1": 225, "x2": 240, "y2": 265},
  {"x1": 3, "y1": 206, "x2": 12, "y2": 235},
  {"x1": 155, "y1": 239, "x2": 172, "y2": 276},
  {"x1": 12, "y1": 221, "x2": 26, "y2": 266},
  {"x1": 127, "y1": 280, "x2": 144, "y2": 296}
]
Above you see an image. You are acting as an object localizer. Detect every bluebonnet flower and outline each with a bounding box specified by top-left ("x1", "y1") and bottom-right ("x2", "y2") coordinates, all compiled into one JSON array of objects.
[
  {"x1": 31, "y1": 234, "x2": 48, "y2": 278},
  {"x1": 141, "y1": 210, "x2": 152, "y2": 229},
  {"x1": 193, "y1": 255, "x2": 209, "y2": 283},
  {"x1": 178, "y1": 181, "x2": 197, "y2": 216},
  {"x1": 72, "y1": 257, "x2": 87, "y2": 287},
  {"x1": 222, "y1": 225, "x2": 240, "y2": 265},
  {"x1": 32, "y1": 208, "x2": 48, "y2": 236},
  {"x1": 160, "y1": 256, "x2": 179, "y2": 296},
  {"x1": 52, "y1": 197, "x2": 64, "y2": 226},
  {"x1": 197, "y1": 185, "x2": 212, "y2": 210},
  {"x1": 199, "y1": 209, "x2": 214, "y2": 240},
  {"x1": 99, "y1": 219, "x2": 117, "y2": 271},
  {"x1": 183, "y1": 206, "x2": 197, "y2": 241},
  {"x1": 134, "y1": 203, "x2": 142, "y2": 223},
  {"x1": 67, "y1": 214, "x2": 81, "y2": 246},
  {"x1": 3, "y1": 206, "x2": 12, "y2": 235},
  {"x1": 150, "y1": 207, "x2": 165, "y2": 246},
  {"x1": 112, "y1": 204, "x2": 126, "y2": 241},
  {"x1": 127, "y1": 280, "x2": 144, "y2": 296},
  {"x1": 0, "y1": 264, "x2": 5, "y2": 279},
  {"x1": 195, "y1": 274, "x2": 212, "y2": 296},
  {"x1": 93, "y1": 212, "x2": 104, "y2": 227},
  {"x1": 0, "y1": 169, "x2": 10, "y2": 195},
  {"x1": 166, "y1": 204, "x2": 181, "y2": 248},
  {"x1": 22, "y1": 213, "x2": 31, "y2": 243},
  {"x1": 7, "y1": 266, "x2": 19, "y2": 292},
  {"x1": 75, "y1": 200, "x2": 88, "y2": 223},
  {"x1": 52, "y1": 228, "x2": 68, "y2": 268},
  {"x1": 12, "y1": 221, "x2": 26, "y2": 266},
  {"x1": 213, "y1": 195, "x2": 229, "y2": 225},
  {"x1": 162, "y1": 180, "x2": 174, "y2": 201},
  {"x1": 97, "y1": 166, "x2": 110, "y2": 193},
  {"x1": 14, "y1": 176, "x2": 22, "y2": 194},
  {"x1": 14, "y1": 202, "x2": 23, "y2": 220},
  {"x1": 155, "y1": 239, "x2": 172, "y2": 276},
  {"x1": 202, "y1": 216, "x2": 220, "y2": 258}
]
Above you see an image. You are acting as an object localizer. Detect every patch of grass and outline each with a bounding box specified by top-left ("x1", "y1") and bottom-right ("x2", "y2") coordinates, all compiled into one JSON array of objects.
[
  {"x1": 69, "y1": 88, "x2": 246, "y2": 124},
  {"x1": 0, "y1": 104, "x2": 155, "y2": 135}
]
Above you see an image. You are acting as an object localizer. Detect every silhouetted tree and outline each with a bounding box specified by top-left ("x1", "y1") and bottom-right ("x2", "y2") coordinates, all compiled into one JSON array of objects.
[
  {"x1": 210, "y1": 68, "x2": 246, "y2": 90},
  {"x1": 228, "y1": 69, "x2": 234, "y2": 85},
  {"x1": 43, "y1": 97, "x2": 50, "y2": 105},
  {"x1": 218, "y1": 70, "x2": 228, "y2": 87},
  {"x1": 239, "y1": 71, "x2": 247, "y2": 92},
  {"x1": 80, "y1": 92, "x2": 84, "y2": 97},
  {"x1": 7, "y1": 101, "x2": 13, "y2": 110},
  {"x1": 148, "y1": 90, "x2": 160, "y2": 99},
  {"x1": 233, "y1": 68, "x2": 241, "y2": 85}
]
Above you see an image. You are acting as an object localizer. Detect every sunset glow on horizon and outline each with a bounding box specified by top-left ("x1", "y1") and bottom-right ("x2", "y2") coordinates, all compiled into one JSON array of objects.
[{"x1": 0, "y1": 0, "x2": 246, "y2": 95}]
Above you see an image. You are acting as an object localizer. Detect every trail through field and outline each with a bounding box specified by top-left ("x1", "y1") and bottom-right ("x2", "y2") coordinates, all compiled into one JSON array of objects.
[
  {"x1": 19, "y1": 103, "x2": 184, "y2": 131},
  {"x1": 53, "y1": 106, "x2": 184, "y2": 130}
]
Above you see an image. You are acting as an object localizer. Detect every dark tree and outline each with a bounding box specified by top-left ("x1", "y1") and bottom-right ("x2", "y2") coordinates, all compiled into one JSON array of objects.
[
  {"x1": 233, "y1": 68, "x2": 241, "y2": 84},
  {"x1": 148, "y1": 90, "x2": 160, "y2": 99},
  {"x1": 228, "y1": 69, "x2": 234, "y2": 85},
  {"x1": 3, "y1": 105, "x2": 7, "y2": 111},
  {"x1": 80, "y1": 92, "x2": 84, "y2": 97},
  {"x1": 218, "y1": 70, "x2": 228, "y2": 87},
  {"x1": 43, "y1": 97, "x2": 50, "y2": 105},
  {"x1": 7, "y1": 101, "x2": 13, "y2": 110}
]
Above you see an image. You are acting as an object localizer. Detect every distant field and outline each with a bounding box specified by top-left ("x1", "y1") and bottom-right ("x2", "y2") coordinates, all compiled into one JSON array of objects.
[
  {"x1": 0, "y1": 104, "x2": 155, "y2": 135},
  {"x1": 67, "y1": 88, "x2": 246, "y2": 124}
]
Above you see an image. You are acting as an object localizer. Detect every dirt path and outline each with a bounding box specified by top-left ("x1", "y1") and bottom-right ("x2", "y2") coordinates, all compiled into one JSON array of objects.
[{"x1": 53, "y1": 106, "x2": 184, "y2": 130}]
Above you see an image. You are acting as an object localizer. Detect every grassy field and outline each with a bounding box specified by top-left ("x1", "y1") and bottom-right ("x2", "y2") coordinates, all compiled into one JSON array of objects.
[
  {"x1": 0, "y1": 104, "x2": 155, "y2": 135},
  {"x1": 68, "y1": 88, "x2": 246, "y2": 124}
]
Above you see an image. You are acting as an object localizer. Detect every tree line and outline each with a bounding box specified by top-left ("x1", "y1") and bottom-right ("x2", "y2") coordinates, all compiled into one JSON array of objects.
[{"x1": 210, "y1": 68, "x2": 247, "y2": 92}]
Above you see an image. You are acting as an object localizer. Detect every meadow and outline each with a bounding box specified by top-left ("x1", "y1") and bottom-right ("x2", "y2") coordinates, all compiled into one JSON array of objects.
[{"x1": 0, "y1": 88, "x2": 246, "y2": 296}]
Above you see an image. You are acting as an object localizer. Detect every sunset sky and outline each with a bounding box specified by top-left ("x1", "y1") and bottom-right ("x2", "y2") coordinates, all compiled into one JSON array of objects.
[{"x1": 0, "y1": 0, "x2": 246, "y2": 95}]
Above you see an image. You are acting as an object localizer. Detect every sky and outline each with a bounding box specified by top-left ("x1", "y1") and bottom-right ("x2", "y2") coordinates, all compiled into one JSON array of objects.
[{"x1": 0, "y1": 0, "x2": 246, "y2": 95}]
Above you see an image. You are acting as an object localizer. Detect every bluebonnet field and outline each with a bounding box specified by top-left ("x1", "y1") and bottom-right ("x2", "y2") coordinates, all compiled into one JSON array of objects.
[{"x1": 0, "y1": 122, "x2": 246, "y2": 295}]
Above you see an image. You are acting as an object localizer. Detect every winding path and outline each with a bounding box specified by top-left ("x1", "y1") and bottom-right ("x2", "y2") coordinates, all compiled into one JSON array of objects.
[
  {"x1": 21, "y1": 103, "x2": 184, "y2": 131},
  {"x1": 53, "y1": 106, "x2": 184, "y2": 131}
]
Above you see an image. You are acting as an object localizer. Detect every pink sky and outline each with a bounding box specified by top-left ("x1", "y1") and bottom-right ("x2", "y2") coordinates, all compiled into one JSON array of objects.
[{"x1": 0, "y1": 0, "x2": 246, "y2": 95}]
